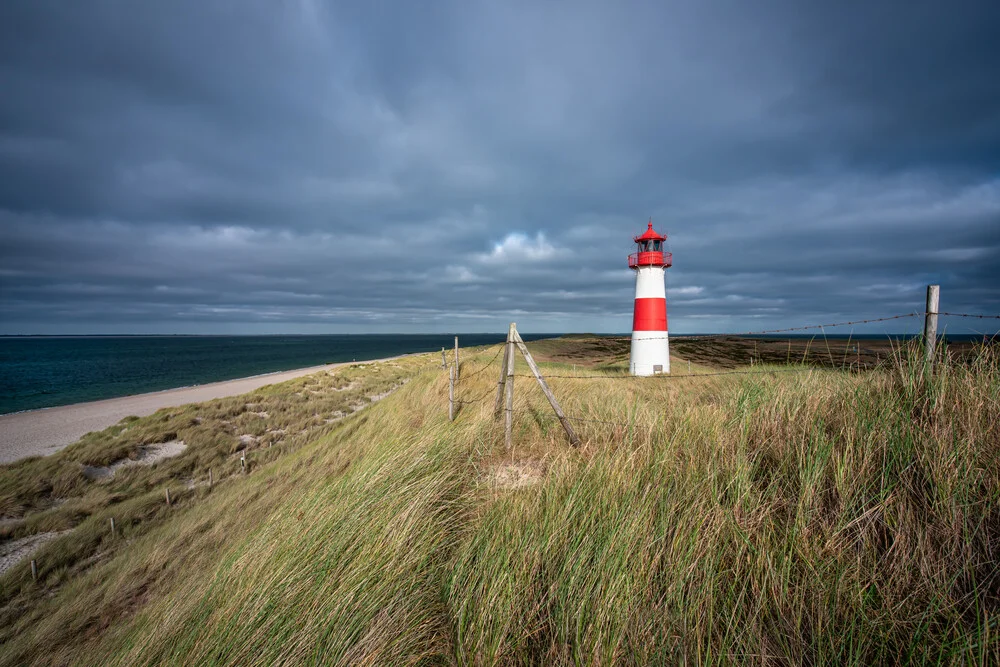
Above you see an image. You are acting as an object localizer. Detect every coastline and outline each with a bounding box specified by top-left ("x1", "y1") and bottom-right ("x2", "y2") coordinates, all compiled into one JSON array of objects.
[{"x1": 0, "y1": 355, "x2": 409, "y2": 465}]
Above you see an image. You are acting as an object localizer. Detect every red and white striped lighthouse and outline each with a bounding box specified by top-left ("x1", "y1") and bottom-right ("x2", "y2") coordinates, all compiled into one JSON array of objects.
[{"x1": 628, "y1": 220, "x2": 672, "y2": 375}]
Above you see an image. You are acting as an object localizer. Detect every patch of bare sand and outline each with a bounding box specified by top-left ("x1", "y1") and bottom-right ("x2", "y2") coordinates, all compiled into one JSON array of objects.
[
  {"x1": 82, "y1": 440, "x2": 187, "y2": 481},
  {"x1": 491, "y1": 461, "x2": 546, "y2": 489}
]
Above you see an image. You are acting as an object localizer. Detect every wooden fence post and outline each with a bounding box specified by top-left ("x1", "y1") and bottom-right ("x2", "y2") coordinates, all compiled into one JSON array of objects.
[
  {"x1": 165, "y1": 488, "x2": 171, "y2": 506},
  {"x1": 454, "y1": 336, "x2": 460, "y2": 380},
  {"x1": 448, "y1": 364, "x2": 455, "y2": 421},
  {"x1": 208, "y1": 468, "x2": 213, "y2": 488},
  {"x1": 441, "y1": 347, "x2": 447, "y2": 368},
  {"x1": 924, "y1": 284, "x2": 940, "y2": 369},
  {"x1": 504, "y1": 323, "x2": 515, "y2": 449},
  {"x1": 494, "y1": 332, "x2": 510, "y2": 418},
  {"x1": 110, "y1": 517, "x2": 116, "y2": 538},
  {"x1": 31, "y1": 559, "x2": 38, "y2": 581},
  {"x1": 240, "y1": 452, "x2": 246, "y2": 474},
  {"x1": 512, "y1": 328, "x2": 581, "y2": 447}
]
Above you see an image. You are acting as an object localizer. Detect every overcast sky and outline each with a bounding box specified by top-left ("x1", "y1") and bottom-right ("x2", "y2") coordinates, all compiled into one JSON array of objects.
[{"x1": 1, "y1": 1, "x2": 998, "y2": 335}]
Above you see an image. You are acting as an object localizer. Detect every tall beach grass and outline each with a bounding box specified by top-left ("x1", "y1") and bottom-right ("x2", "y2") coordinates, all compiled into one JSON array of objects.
[{"x1": 1, "y1": 341, "x2": 997, "y2": 665}]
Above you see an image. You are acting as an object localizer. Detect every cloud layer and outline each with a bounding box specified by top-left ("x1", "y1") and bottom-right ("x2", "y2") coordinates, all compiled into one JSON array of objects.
[{"x1": 1, "y1": 1, "x2": 998, "y2": 334}]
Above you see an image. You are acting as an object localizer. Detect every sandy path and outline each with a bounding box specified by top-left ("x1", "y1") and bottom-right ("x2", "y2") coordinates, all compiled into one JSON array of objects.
[{"x1": 0, "y1": 360, "x2": 372, "y2": 465}]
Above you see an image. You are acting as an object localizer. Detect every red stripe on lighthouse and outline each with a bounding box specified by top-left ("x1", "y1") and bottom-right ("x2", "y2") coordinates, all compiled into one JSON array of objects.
[{"x1": 632, "y1": 298, "x2": 667, "y2": 331}]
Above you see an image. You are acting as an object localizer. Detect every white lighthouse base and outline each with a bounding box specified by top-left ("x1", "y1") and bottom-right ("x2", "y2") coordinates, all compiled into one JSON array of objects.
[{"x1": 630, "y1": 331, "x2": 670, "y2": 376}]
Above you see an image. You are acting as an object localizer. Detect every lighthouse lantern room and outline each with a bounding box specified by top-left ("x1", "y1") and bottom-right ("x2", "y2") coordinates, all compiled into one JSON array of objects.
[{"x1": 628, "y1": 220, "x2": 672, "y2": 375}]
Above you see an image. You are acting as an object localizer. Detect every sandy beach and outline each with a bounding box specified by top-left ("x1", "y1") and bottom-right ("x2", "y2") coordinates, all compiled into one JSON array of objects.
[{"x1": 0, "y1": 361, "x2": 363, "y2": 465}]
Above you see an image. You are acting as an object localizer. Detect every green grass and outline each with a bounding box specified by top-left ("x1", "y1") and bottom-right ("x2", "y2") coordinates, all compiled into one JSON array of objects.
[{"x1": 1, "y1": 342, "x2": 998, "y2": 665}]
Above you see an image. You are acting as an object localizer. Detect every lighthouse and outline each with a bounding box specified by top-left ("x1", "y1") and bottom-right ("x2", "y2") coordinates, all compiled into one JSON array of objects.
[{"x1": 628, "y1": 220, "x2": 672, "y2": 375}]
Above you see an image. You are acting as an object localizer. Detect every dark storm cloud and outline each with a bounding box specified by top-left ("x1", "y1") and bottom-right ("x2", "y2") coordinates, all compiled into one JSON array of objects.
[{"x1": 1, "y1": 0, "x2": 998, "y2": 334}]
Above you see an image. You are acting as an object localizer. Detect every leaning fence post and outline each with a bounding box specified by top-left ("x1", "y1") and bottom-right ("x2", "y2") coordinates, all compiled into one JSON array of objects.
[
  {"x1": 110, "y1": 517, "x2": 116, "y2": 538},
  {"x1": 448, "y1": 364, "x2": 455, "y2": 421},
  {"x1": 165, "y1": 488, "x2": 171, "y2": 506},
  {"x1": 924, "y1": 284, "x2": 940, "y2": 370},
  {"x1": 31, "y1": 559, "x2": 38, "y2": 581},
  {"x1": 208, "y1": 468, "x2": 213, "y2": 488},
  {"x1": 454, "y1": 336, "x2": 460, "y2": 380},
  {"x1": 512, "y1": 328, "x2": 581, "y2": 446}
]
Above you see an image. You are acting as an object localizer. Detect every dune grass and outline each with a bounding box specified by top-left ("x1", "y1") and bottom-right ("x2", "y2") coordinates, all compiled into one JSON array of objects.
[{"x1": 1, "y1": 340, "x2": 998, "y2": 665}]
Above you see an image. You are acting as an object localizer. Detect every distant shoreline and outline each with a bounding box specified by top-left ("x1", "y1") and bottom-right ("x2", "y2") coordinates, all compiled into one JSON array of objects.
[
  {"x1": 0, "y1": 354, "x2": 412, "y2": 465},
  {"x1": 0, "y1": 333, "x2": 552, "y2": 414}
]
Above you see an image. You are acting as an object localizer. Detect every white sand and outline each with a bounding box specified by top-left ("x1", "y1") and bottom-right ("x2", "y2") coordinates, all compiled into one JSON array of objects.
[{"x1": 0, "y1": 360, "x2": 374, "y2": 465}]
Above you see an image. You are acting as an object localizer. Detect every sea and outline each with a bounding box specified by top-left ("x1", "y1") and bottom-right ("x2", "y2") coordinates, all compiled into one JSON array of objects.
[
  {"x1": 0, "y1": 334, "x2": 556, "y2": 415},
  {"x1": 2, "y1": 332, "x2": 991, "y2": 415}
]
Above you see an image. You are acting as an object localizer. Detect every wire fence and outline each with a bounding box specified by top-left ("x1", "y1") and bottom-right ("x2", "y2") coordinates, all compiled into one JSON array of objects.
[
  {"x1": 577, "y1": 312, "x2": 923, "y2": 342},
  {"x1": 938, "y1": 312, "x2": 1000, "y2": 319},
  {"x1": 445, "y1": 306, "x2": 999, "y2": 433},
  {"x1": 452, "y1": 342, "x2": 506, "y2": 380}
]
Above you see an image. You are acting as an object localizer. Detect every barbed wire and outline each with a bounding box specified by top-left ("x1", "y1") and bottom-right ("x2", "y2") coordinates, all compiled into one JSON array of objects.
[
  {"x1": 442, "y1": 311, "x2": 997, "y2": 405},
  {"x1": 937, "y1": 312, "x2": 1000, "y2": 320},
  {"x1": 455, "y1": 385, "x2": 498, "y2": 406},
  {"x1": 441, "y1": 309, "x2": 998, "y2": 433},
  {"x1": 601, "y1": 312, "x2": 999, "y2": 342},
  {"x1": 510, "y1": 367, "x2": 823, "y2": 381},
  {"x1": 445, "y1": 328, "x2": 937, "y2": 391},
  {"x1": 593, "y1": 313, "x2": 922, "y2": 342},
  {"x1": 454, "y1": 342, "x2": 507, "y2": 380}
]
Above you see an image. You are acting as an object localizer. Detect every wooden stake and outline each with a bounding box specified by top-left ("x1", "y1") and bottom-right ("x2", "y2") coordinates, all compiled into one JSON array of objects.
[
  {"x1": 208, "y1": 468, "x2": 213, "y2": 488},
  {"x1": 441, "y1": 347, "x2": 447, "y2": 368},
  {"x1": 448, "y1": 364, "x2": 455, "y2": 421},
  {"x1": 494, "y1": 331, "x2": 510, "y2": 418},
  {"x1": 165, "y1": 488, "x2": 171, "y2": 506},
  {"x1": 31, "y1": 559, "x2": 37, "y2": 581},
  {"x1": 924, "y1": 284, "x2": 940, "y2": 370},
  {"x1": 110, "y1": 517, "x2": 116, "y2": 538},
  {"x1": 512, "y1": 328, "x2": 581, "y2": 447},
  {"x1": 504, "y1": 323, "x2": 515, "y2": 449},
  {"x1": 240, "y1": 452, "x2": 246, "y2": 473},
  {"x1": 454, "y1": 336, "x2": 460, "y2": 380}
]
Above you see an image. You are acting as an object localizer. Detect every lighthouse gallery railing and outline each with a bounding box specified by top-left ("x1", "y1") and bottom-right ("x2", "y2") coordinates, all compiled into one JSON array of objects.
[{"x1": 628, "y1": 251, "x2": 673, "y2": 268}]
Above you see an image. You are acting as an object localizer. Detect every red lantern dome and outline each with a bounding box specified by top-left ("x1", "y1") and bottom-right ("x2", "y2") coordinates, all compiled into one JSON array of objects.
[{"x1": 628, "y1": 220, "x2": 672, "y2": 269}]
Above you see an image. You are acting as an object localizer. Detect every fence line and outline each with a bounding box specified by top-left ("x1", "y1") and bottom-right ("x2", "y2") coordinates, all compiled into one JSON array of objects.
[
  {"x1": 451, "y1": 342, "x2": 506, "y2": 380},
  {"x1": 937, "y1": 312, "x2": 1000, "y2": 319},
  {"x1": 592, "y1": 313, "x2": 923, "y2": 342},
  {"x1": 452, "y1": 330, "x2": 920, "y2": 389},
  {"x1": 444, "y1": 291, "x2": 999, "y2": 443},
  {"x1": 563, "y1": 311, "x2": 998, "y2": 343},
  {"x1": 455, "y1": 385, "x2": 500, "y2": 406},
  {"x1": 507, "y1": 367, "x2": 827, "y2": 382}
]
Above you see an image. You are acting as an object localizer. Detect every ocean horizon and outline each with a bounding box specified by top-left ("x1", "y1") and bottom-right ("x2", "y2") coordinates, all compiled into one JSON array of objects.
[
  {"x1": 0, "y1": 333, "x2": 560, "y2": 415},
  {"x1": 1, "y1": 332, "x2": 991, "y2": 415}
]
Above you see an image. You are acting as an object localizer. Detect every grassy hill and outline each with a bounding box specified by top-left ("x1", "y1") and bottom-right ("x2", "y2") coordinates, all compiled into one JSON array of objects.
[{"x1": 1, "y1": 338, "x2": 998, "y2": 665}]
